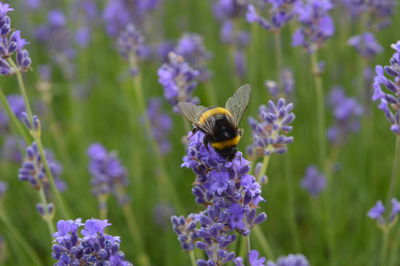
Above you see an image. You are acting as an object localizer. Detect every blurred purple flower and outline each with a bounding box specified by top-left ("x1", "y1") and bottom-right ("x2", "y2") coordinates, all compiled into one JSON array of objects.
[
  {"x1": 372, "y1": 41, "x2": 400, "y2": 135},
  {"x1": 103, "y1": 0, "x2": 161, "y2": 36},
  {"x1": 368, "y1": 198, "x2": 400, "y2": 227},
  {"x1": 267, "y1": 253, "x2": 310, "y2": 266},
  {"x1": 172, "y1": 131, "x2": 266, "y2": 264},
  {"x1": 247, "y1": 98, "x2": 295, "y2": 159},
  {"x1": 175, "y1": 33, "x2": 211, "y2": 81},
  {"x1": 0, "y1": 94, "x2": 25, "y2": 131},
  {"x1": 249, "y1": 250, "x2": 266, "y2": 266},
  {"x1": 327, "y1": 87, "x2": 363, "y2": 146},
  {"x1": 157, "y1": 52, "x2": 199, "y2": 112},
  {"x1": 117, "y1": 23, "x2": 150, "y2": 75},
  {"x1": 154, "y1": 203, "x2": 175, "y2": 229},
  {"x1": 292, "y1": 0, "x2": 335, "y2": 53},
  {"x1": 265, "y1": 69, "x2": 295, "y2": 100},
  {"x1": 213, "y1": 0, "x2": 247, "y2": 21},
  {"x1": 348, "y1": 32, "x2": 383, "y2": 60},
  {"x1": 87, "y1": 143, "x2": 130, "y2": 205},
  {"x1": 246, "y1": 0, "x2": 300, "y2": 32},
  {"x1": 301, "y1": 165, "x2": 326, "y2": 196},
  {"x1": 52, "y1": 218, "x2": 132, "y2": 265},
  {"x1": 147, "y1": 98, "x2": 172, "y2": 155},
  {"x1": 1, "y1": 136, "x2": 24, "y2": 163}
]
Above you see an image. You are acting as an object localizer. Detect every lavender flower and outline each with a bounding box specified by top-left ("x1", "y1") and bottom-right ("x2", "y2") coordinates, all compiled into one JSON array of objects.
[
  {"x1": 18, "y1": 142, "x2": 66, "y2": 190},
  {"x1": 117, "y1": 23, "x2": 149, "y2": 75},
  {"x1": 52, "y1": 218, "x2": 133, "y2": 265},
  {"x1": 157, "y1": 52, "x2": 199, "y2": 112},
  {"x1": 35, "y1": 10, "x2": 75, "y2": 79},
  {"x1": 372, "y1": 41, "x2": 400, "y2": 135},
  {"x1": 249, "y1": 250, "x2": 266, "y2": 266},
  {"x1": 267, "y1": 253, "x2": 310, "y2": 266},
  {"x1": 1, "y1": 136, "x2": 24, "y2": 163},
  {"x1": 0, "y1": 94, "x2": 25, "y2": 132},
  {"x1": 103, "y1": 0, "x2": 161, "y2": 36},
  {"x1": 154, "y1": 203, "x2": 175, "y2": 229},
  {"x1": 175, "y1": 33, "x2": 211, "y2": 81},
  {"x1": 0, "y1": 2, "x2": 31, "y2": 74},
  {"x1": 213, "y1": 0, "x2": 247, "y2": 21},
  {"x1": 327, "y1": 87, "x2": 363, "y2": 146},
  {"x1": 301, "y1": 165, "x2": 326, "y2": 196},
  {"x1": 246, "y1": 0, "x2": 300, "y2": 32},
  {"x1": 172, "y1": 132, "x2": 266, "y2": 264},
  {"x1": 292, "y1": 0, "x2": 335, "y2": 53},
  {"x1": 247, "y1": 98, "x2": 295, "y2": 159},
  {"x1": 265, "y1": 69, "x2": 295, "y2": 100},
  {"x1": 348, "y1": 32, "x2": 383, "y2": 60},
  {"x1": 368, "y1": 199, "x2": 400, "y2": 228},
  {"x1": 87, "y1": 143, "x2": 130, "y2": 205},
  {"x1": 147, "y1": 98, "x2": 172, "y2": 155}
]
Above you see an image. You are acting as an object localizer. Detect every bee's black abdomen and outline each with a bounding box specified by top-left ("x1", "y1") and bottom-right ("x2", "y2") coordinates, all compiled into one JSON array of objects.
[{"x1": 214, "y1": 146, "x2": 237, "y2": 161}]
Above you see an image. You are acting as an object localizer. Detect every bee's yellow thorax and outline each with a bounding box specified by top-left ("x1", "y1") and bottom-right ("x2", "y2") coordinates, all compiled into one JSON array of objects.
[{"x1": 199, "y1": 107, "x2": 232, "y2": 124}]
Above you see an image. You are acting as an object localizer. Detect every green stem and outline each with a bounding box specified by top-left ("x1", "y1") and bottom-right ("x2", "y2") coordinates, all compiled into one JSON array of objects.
[
  {"x1": 380, "y1": 228, "x2": 389, "y2": 266},
  {"x1": 284, "y1": 154, "x2": 300, "y2": 251},
  {"x1": 38, "y1": 187, "x2": 55, "y2": 236},
  {"x1": 122, "y1": 204, "x2": 150, "y2": 266},
  {"x1": 189, "y1": 250, "x2": 197, "y2": 266},
  {"x1": 131, "y1": 68, "x2": 183, "y2": 212},
  {"x1": 310, "y1": 52, "x2": 326, "y2": 169},
  {"x1": 36, "y1": 137, "x2": 70, "y2": 218},
  {"x1": 7, "y1": 59, "x2": 70, "y2": 219},
  {"x1": 386, "y1": 136, "x2": 400, "y2": 203},
  {"x1": 205, "y1": 82, "x2": 217, "y2": 106},
  {"x1": 0, "y1": 86, "x2": 31, "y2": 142},
  {"x1": 274, "y1": 31, "x2": 283, "y2": 79},
  {"x1": 98, "y1": 196, "x2": 108, "y2": 220},
  {"x1": 254, "y1": 226, "x2": 274, "y2": 260},
  {"x1": 257, "y1": 155, "x2": 270, "y2": 183},
  {"x1": 0, "y1": 208, "x2": 42, "y2": 266}
]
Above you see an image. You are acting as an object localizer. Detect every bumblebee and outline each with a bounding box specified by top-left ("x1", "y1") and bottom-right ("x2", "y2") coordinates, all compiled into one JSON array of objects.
[{"x1": 178, "y1": 84, "x2": 251, "y2": 161}]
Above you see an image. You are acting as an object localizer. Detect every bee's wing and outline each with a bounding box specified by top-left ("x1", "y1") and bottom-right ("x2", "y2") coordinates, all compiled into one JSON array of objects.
[
  {"x1": 225, "y1": 84, "x2": 251, "y2": 127},
  {"x1": 177, "y1": 101, "x2": 207, "y2": 128}
]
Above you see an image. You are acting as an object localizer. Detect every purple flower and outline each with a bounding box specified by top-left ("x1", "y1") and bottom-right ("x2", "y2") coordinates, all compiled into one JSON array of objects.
[
  {"x1": 213, "y1": 0, "x2": 246, "y2": 21},
  {"x1": 245, "y1": 0, "x2": 300, "y2": 32},
  {"x1": 1, "y1": 136, "x2": 24, "y2": 163},
  {"x1": 326, "y1": 87, "x2": 363, "y2": 146},
  {"x1": 146, "y1": 98, "x2": 172, "y2": 155},
  {"x1": 292, "y1": 0, "x2": 335, "y2": 53},
  {"x1": 249, "y1": 250, "x2": 266, "y2": 266},
  {"x1": 300, "y1": 165, "x2": 326, "y2": 196},
  {"x1": 348, "y1": 32, "x2": 383, "y2": 60},
  {"x1": 87, "y1": 143, "x2": 130, "y2": 205},
  {"x1": 0, "y1": 94, "x2": 25, "y2": 132},
  {"x1": 52, "y1": 218, "x2": 132, "y2": 265},
  {"x1": 154, "y1": 203, "x2": 175, "y2": 229},
  {"x1": 157, "y1": 52, "x2": 199, "y2": 112},
  {"x1": 372, "y1": 41, "x2": 400, "y2": 135},
  {"x1": 117, "y1": 23, "x2": 149, "y2": 75},
  {"x1": 75, "y1": 26, "x2": 90, "y2": 48},
  {"x1": 175, "y1": 33, "x2": 211, "y2": 81},
  {"x1": 368, "y1": 198, "x2": 400, "y2": 227},
  {"x1": 103, "y1": 0, "x2": 160, "y2": 36},
  {"x1": 267, "y1": 253, "x2": 310, "y2": 266},
  {"x1": 247, "y1": 98, "x2": 295, "y2": 159},
  {"x1": 172, "y1": 131, "x2": 266, "y2": 264},
  {"x1": 265, "y1": 69, "x2": 295, "y2": 100}
]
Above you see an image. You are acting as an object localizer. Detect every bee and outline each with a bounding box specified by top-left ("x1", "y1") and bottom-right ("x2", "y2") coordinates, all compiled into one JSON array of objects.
[{"x1": 178, "y1": 84, "x2": 251, "y2": 161}]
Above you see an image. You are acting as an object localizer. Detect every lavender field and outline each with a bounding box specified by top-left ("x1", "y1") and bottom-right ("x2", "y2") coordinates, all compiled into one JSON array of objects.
[{"x1": 0, "y1": 0, "x2": 399, "y2": 265}]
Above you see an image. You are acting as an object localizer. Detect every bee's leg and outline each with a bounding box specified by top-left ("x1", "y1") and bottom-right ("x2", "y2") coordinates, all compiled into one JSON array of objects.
[
  {"x1": 203, "y1": 135, "x2": 211, "y2": 151},
  {"x1": 187, "y1": 127, "x2": 197, "y2": 139}
]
